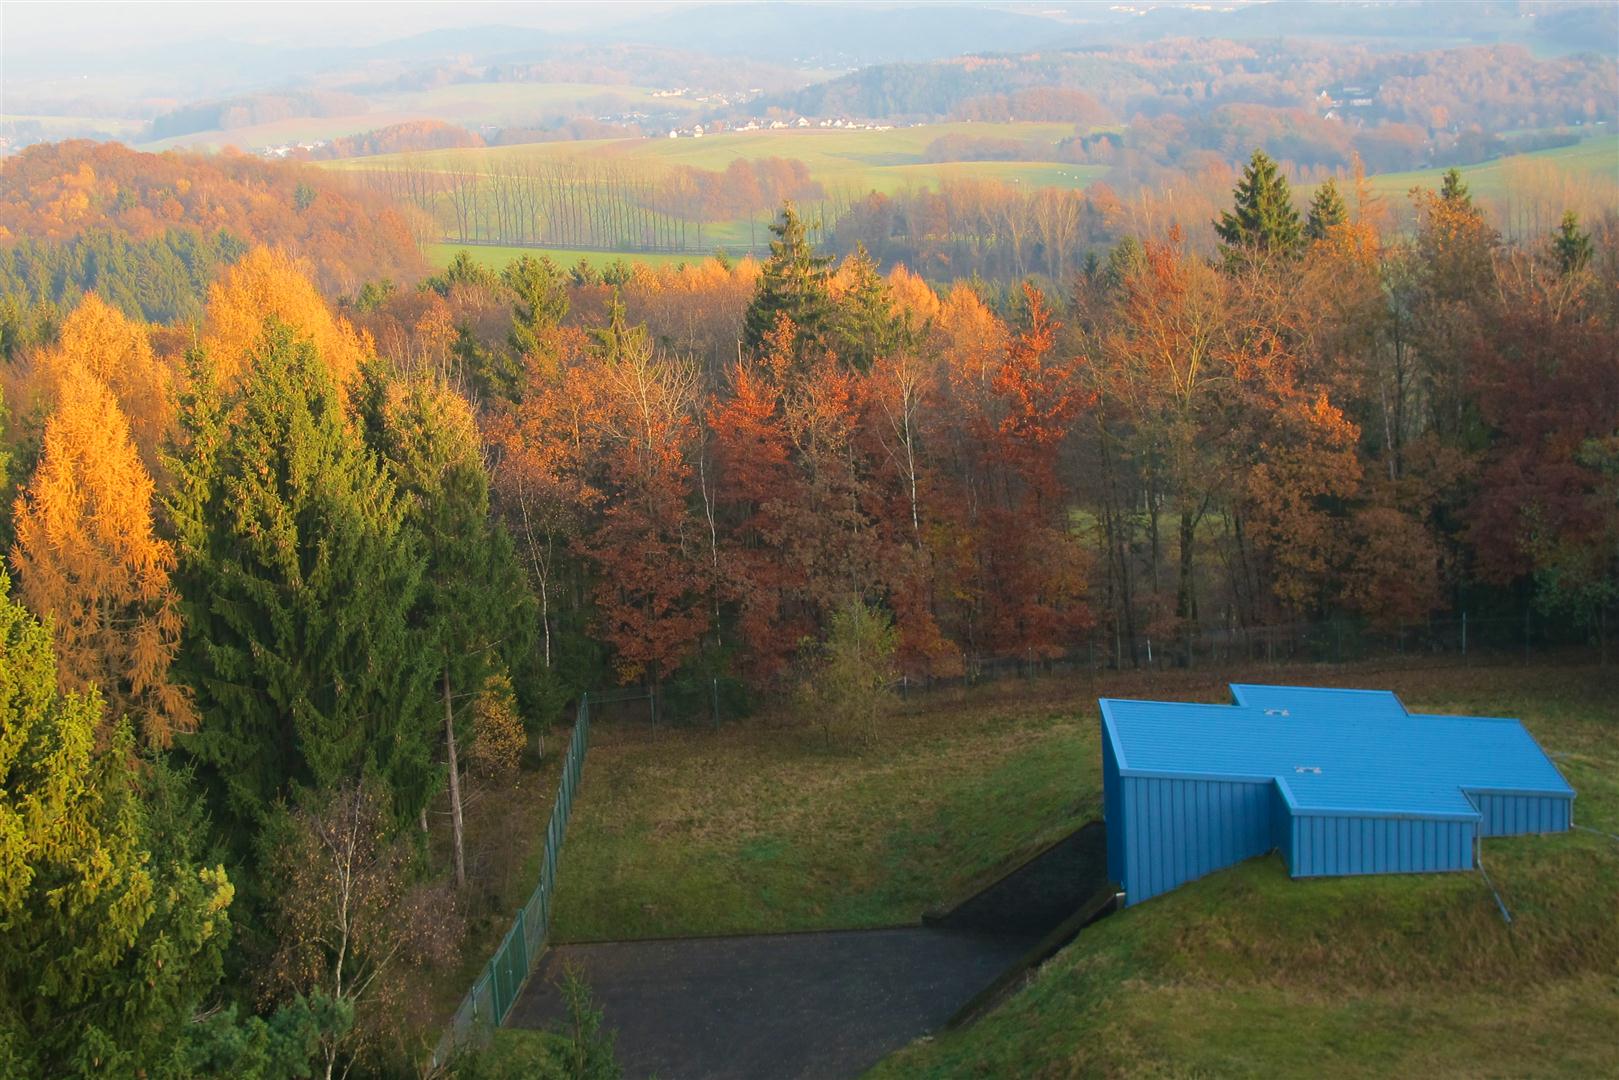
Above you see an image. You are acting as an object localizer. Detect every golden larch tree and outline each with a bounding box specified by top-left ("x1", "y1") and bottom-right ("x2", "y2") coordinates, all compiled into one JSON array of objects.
[
  {"x1": 30, "y1": 293, "x2": 176, "y2": 469},
  {"x1": 9, "y1": 365, "x2": 194, "y2": 746},
  {"x1": 203, "y1": 246, "x2": 371, "y2": 389}
]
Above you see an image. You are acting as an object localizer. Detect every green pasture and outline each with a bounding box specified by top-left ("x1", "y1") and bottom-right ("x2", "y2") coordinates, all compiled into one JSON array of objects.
[{"x1": 1359, "y1": 133, "x2": 1619, "y2": 201}]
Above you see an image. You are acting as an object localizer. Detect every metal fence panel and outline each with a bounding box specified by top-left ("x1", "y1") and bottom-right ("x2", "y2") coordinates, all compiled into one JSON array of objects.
[{"x1": 432, "y1": 695, "x2": 592, "y2": 1067}]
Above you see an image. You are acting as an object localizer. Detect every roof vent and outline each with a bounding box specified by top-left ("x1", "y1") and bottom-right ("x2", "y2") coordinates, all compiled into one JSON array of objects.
[
  {"x1": 1294, "y1": 766, "x2": 1322, "y2": 775},
  {"x1": 1265, "y1": 708, "x2": 1290, "y2": 717}
]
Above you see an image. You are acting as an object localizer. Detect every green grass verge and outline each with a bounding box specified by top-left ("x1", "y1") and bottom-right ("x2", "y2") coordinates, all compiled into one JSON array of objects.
[
  {"x1": 550, "y1": 685, "x2": 1104, "y2": 941},
  {"x1": 868, "y1": 664, "x2": 1619, "y2": 1078}
]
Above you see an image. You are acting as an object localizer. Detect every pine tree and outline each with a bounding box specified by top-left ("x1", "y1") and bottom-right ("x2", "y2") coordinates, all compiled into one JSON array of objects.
[
  {"x1": 168, "y1": 321, "x2": 434, "y2": 865},
  {"x1": 361, "y1": 368, "x2": 531, "y2": 887},
  {"x1": 0, "y1": 575, "x2": 235, "y2": 1077},
  {"x1": 742, "y1": 203, "x2": 835, "y2": 360},
  {"x1": 9, "y1": 364, "x2": 195, "y2": 747},
  {"x1": 1304, "y1": 177, "x2": 1349, "y2": 242},
  {"x1": 1552, "y1": 210, "x2": 1593, "y2": 275},
  {"x1": 1214, "y1": 150, "x2": 1303, "y2": 261}
]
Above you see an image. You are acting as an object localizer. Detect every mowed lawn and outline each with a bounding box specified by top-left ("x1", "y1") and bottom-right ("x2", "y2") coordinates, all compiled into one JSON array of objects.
[{"x1": 868, "y1": 663, "x2": 1619, "y2": 1078}]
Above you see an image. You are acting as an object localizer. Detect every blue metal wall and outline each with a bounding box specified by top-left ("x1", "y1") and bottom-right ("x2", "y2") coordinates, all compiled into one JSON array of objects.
[
  {"x1": 1102, "y1": 725, "x2": 1125, "y2": 887},
  {"x1": 1287, "y1": 814, "x2": 1475, "y2": 877},
  {"x1": 1467, "y1": 791, "x2": 1573, "y2": 836},
  {"x1": 1116, "y1": 775, "x2": 1277, "y2": 904}
]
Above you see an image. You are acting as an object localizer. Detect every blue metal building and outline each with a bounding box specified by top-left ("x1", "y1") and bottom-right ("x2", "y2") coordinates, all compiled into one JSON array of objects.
[{"x1": 1101, "y1": 686, "x2": 1575, "y2": 905}]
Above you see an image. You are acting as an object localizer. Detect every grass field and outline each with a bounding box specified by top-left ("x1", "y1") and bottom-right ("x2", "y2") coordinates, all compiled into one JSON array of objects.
[
  {"x1": 863, "y1": 663, "x2": 1619, "y2": 1078},
  {"x1": 1360, "y1": 133, "x2": 1619, "y2": 201},
  {"x1": 329, "y1": 120, "x2": 1103, "y2": 195},
  {"x1": 549, "y1": 680, "x2": 1100, "y2": 941},
  {"x1": 425, "y1": 242, "x2": 701, "y2": 273}
]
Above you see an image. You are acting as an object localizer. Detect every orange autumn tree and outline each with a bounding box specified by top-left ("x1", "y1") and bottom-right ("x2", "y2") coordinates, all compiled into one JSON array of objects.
[
  {"x1": 575, "y1": 297, "x2": 708, "y2": 689},
  {"x1": 9, "y1": 365, "x2": 193, "y2": 746},
  {"x1": 28, "y1": 294, "x2": 175, "y2": 470},
  {"x1": 203, "y1": 247, "x2": 371, "y2": 389},
  {"x1": 975, "y1": 286, "x2": 1093, "y2": 653},
  {"x1": 707, "y1": 318, "x2": 809, "y2": 680}
]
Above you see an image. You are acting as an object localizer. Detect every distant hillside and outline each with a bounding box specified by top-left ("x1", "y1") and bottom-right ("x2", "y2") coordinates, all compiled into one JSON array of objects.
[
  {"x1": 0, "y1": 141, "x2": 423, "y2": 307},
  {"x1": 603, "y1": 3, "x2": 1076, "y2": 67},
  {"x1": 148, "y1": 91, "x2": 369, "y2": 141}
]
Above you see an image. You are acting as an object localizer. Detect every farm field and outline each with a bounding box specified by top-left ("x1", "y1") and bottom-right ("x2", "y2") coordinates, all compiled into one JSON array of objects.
[
  {"x1": 328, "y1": 120, "x2": 1101, "y2": 193},
  {"x1": 866, "y1": 663, "x2": 1619, "y2": 1078}
]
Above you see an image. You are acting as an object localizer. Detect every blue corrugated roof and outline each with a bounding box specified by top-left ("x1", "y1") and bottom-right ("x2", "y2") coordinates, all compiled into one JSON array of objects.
[
  {"x1": 1229, "y1": 683, "x2": 1407, "y2": 717},
  {"x1": 1100, "y1": 696, "x2": 1574, "y2": 819}
]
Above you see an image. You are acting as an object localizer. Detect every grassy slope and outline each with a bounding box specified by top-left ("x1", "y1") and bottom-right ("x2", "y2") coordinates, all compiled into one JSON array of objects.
[
  {"x1": 550, "y1": 683, "x2": 1102, "y2": 941},
  {"x1": 869, "y1": 664, "x2": 1619, "y2": 1079},
  {"x1": 1360, "y1": 133, "x2": 1619, "y2": 201}
]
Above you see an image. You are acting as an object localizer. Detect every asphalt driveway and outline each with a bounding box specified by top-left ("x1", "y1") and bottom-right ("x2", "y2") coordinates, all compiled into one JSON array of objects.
[{"x1": 503, "y1": 926, "x2": 1035, "y2": 1079}]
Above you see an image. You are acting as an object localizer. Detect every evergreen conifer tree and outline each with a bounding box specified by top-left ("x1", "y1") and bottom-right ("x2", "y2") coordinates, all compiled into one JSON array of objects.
[
  {"x1": 498, "y1": 253, "x2": 570, "y2": 399},
  {"x1": 1304, "y1": 177, "x2": 1349, "y2": 242},
  {"x1": 742, "y1": 203, "x2": 835, "y2": 359},
  {"x1": 1439, "y1": 167, "x2": 1472, "y2": 206},
  {"x1": 832, "y1": 245, "x2": 907, "y2": 372},
  {"x1": 168, "y1": 322, "x2": 434, "y2": 866},
  {"x1": 1551, "y1": 210, "x2": 1593, "y2": 275},
  {"x1": 1214, "y1": 150, "x2": 1303, "y2": 261},
  {"x1": 361, "y1": 368, "x2": 531, "y2": 886},
  {"x1": 0, "y1": 575, "x2": 235, "y2": 1077}
]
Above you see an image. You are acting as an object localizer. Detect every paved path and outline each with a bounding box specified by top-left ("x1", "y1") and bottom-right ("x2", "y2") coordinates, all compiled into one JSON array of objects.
[{"x1": 504, "y1": 926, "x2": 1036, "y2": 1079}]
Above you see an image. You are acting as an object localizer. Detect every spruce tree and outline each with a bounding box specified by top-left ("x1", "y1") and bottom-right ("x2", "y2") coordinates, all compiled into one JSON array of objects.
[
  {"x1": 1214, "y1": 149, "x2": 1303, "y2": 261},
  {"x1": 743, "y1": 203, "x2": 836, "y2": 359},
  {"x1": 831, "y1": 245, "x2": 907, "y2": 372},
  {"x1": 498, "y1": 253, "x2": 570, "y2": 399},
  {"x1": 1304, "y1": 177, "x2": 1349, "y2": 242},
  {"x1": 361, "y1": 368, "x2": 532, "y2": 886},
  {"x1": 1552, "y1": 210, "x2": 1593, "y2": 275},
  {"x1": 168, "y1": 322, "x2": 434, "y2": 862}
]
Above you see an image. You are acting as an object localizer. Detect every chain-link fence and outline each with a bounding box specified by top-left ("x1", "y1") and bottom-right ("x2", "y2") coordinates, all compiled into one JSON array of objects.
[{"x1": 432, "y1": 693, "x2": 593, "y2": 1067}]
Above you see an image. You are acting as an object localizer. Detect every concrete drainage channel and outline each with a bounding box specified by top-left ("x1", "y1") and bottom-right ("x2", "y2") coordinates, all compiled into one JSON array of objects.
[{"x1": 504, "y1": 822, "x2": 1118, "y2": 1080}]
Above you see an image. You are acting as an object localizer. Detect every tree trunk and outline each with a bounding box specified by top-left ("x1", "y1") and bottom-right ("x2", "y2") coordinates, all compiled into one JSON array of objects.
[
  {"x1": 1177, "y1": 508, "x2": 1198, "y2": 666},
  {"x1": 443, "y1": 665, "x2": 466, "y2": 889}
]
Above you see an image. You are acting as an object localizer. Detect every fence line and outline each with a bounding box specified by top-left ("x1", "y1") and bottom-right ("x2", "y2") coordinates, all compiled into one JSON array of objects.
[{"x1": 432, "y1": 693, "x2": 593, "y2": 1067}]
